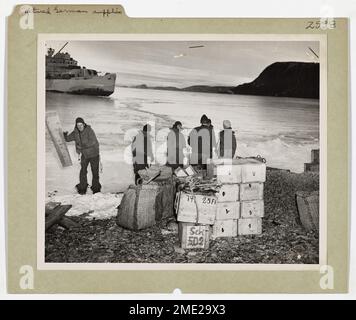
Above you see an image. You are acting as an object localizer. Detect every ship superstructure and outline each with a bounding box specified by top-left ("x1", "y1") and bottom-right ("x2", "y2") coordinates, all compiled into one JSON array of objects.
[{"x1": 46, "y1": 42, "x2": 116, "y2": 96}]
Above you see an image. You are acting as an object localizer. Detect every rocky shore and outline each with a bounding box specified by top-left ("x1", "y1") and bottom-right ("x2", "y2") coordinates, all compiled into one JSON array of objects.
[{"x1": 45, "y1": 168, "x2": 319, "y2": 264}]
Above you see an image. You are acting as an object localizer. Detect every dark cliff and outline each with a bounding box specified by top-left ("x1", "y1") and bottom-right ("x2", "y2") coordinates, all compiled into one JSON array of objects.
[{"x1": 233, "y1": 62, "x2": 319, "y2": 99}]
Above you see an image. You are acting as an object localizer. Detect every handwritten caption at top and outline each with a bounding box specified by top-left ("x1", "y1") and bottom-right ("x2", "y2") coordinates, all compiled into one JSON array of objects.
[{"x1": 32, "y1": 7, "x2": 122, "y2": 18}]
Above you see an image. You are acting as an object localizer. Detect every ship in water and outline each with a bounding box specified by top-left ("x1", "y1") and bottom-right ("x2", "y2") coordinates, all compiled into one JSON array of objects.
[{"x1": 46, "y1": 42, "x2": 116, "y2": 96}]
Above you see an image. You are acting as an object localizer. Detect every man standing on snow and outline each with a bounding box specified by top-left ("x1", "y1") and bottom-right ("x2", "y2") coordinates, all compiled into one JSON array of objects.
[{"x1": 64, "y1": 117, "x2": 101, "y2": 194}]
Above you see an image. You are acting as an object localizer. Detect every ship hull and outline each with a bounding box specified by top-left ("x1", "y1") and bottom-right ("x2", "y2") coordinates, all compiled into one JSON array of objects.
[{"x1": 46, "y1": 73, "x2": 116, "y2": 96}]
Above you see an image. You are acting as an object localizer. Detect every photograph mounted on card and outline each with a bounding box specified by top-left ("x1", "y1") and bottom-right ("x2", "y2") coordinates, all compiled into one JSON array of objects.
[
  {"x1": 6, "y1": 4, "x2": 349, "y2": 293},
  {"x1": 38, "y1": 33, "x2": 325, "y2": 268}
]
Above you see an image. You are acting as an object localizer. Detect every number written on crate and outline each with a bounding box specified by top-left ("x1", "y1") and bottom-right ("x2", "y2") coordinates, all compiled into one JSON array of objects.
[
  {"x1": 187, "y1": 236, "x2": 204, "y2": 247},
  {"x1": 202, "y1": 197, "x2": 216, "y2": 205},
  {"x1": 185, "y1": 195, "x2": 216, "y2": 205},
  {"x1": 186, "y1": 195, "x2": 195, "y2": 203}
]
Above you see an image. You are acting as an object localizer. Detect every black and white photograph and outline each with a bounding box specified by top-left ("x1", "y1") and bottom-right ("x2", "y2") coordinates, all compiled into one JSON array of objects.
[{"x1": 40, "y1": 35, "x2": 325, "y2": 267}]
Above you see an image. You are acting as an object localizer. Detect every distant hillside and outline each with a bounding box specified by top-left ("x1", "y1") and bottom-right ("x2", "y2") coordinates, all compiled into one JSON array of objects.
[
  {"x1": 233, "y1": 62, "x2": 319, "y2": 99},
  {"x1": 182, "y1": 85, "x2": 234, "y2": 94},
  {"x1": 128, "y1": 84, "x2": 234, "y2": 94},
  {"x1": 122, "y1": 62, "x2": 319, "y2": 99}
]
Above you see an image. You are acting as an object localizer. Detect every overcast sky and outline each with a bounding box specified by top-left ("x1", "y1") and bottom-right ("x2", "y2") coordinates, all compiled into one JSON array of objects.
[{"x1": 46, "y1": 40, "x2": 319, "y2": 87}]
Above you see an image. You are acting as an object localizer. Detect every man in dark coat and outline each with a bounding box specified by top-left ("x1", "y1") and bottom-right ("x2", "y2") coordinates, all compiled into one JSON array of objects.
[
  {"x1": 218, "y1": 120, "x2": 237, "y2": 158},
  {"x1": 188, "y1": 114, "x2": 217, "y2": 169},
  {"x1": 131, "y1": 124, "x2": 154, "y2": 184},
  {"x1": 167, "y1": 121, "x2": 186, "y2": 170},
  {"x1": 64, "y1": 117, "x2": 101, "y2": 194}
]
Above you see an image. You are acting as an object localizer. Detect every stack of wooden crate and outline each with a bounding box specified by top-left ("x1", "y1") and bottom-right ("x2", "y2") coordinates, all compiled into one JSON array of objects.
[
  {"x1": 176, "y1": 191, "x2": 217, "y2": 249},
  {"x1": 175, "y1": 158, "x2": 266, "y2": 249},
  {"x1": 208, "y1": 158, "x2": 266, "y2": 237}
]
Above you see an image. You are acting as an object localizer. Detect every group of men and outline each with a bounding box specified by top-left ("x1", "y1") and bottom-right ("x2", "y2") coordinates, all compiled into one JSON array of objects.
[
  {"x1": 63, "y1": 114, "x2": 237, "y2": 194},
  {"x1": 130, "y1": 114, "x2": 237, "y2": 183}
]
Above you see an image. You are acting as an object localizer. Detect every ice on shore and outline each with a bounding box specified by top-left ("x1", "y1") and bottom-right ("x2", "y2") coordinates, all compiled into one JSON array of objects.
[
  {"x1": 46, "y1": 87, "x2": 319, "y2": 197},
  {"x1": 47, "y1": 192, "x2": 124, "y2": 220}
]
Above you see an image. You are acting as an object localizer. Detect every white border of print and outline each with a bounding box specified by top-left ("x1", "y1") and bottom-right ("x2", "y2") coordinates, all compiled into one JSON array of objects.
[{"x1": 37, "y1": 33, "x2": 327, "y2": 271}]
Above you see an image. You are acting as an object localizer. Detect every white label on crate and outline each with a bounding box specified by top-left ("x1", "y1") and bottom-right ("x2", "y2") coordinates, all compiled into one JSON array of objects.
[
  {"x1": 213, "y1": 220, "x2": 238, "y2": 238},
  {"x1": 185, "y1": 166, "x2": 196, "y2": 176},
  {"x1": 238, "y1": 218, "x2": 262, "y2": 235},
  {"x1": 217, "y1": 184, "x2": 239, "y2": 202},
  {"x1": 241, "y1": 163, "x2": 266, "y2": 183},
  {"x1": 185, "y1": 226, "x2": 209, "y2": 249},
  {"x1": 240, "y1": 183, "x2": 264, "y2": 200},
  {"x1": 216, "y1": 165, "x2": 242, "y2": 183},
  {"x1": 216, "y1": 202, "x2": 240, "y2": 220},
  {"x1": 177, "y1": 193, "x2": 217, "y2": 224},
  {"x1": 240, "y1": 200, "x2": 264, "y2": 218}
]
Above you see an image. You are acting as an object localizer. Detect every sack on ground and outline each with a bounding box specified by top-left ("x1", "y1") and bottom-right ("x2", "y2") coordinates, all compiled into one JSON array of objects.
[
  {"x1": 116, "y1": 175, "x2": 176, "y2": 230},
  {"x1": 116, "y1": 184, "x2": 161, "y2": 230}
]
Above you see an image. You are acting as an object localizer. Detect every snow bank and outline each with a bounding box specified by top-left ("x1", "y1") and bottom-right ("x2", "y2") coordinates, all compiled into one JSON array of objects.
[{"x1": 47, "y1": 192, "x2": 123, "y2": 220}]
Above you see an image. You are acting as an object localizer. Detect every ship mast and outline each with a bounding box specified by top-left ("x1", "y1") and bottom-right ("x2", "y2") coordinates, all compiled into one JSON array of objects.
[
  {"x1": 50, "y1": 42, "x2": 69, "y2": 78},
  {"x1": 55, "y1": 42, "x2": 69, "y2": 56}
]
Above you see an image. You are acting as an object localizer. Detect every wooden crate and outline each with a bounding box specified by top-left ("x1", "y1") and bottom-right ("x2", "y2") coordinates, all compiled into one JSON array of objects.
[
  {"x1": 216, "y1": 165, "x2": 242, "y2": 183},
  {"x1": 241, "y1": 161, "x2": 266, "y2": 183},
  {"x1": 178, "y1": 222, "x2": 211, "y2": 249},
  {"x1": 216, "y1": 202, "x2": 240, "y2": 220},
  {"x1": 216, "y1": 184, "x2": 239, "y2": 202},
  {"x1": 240, "y1": 200, "x2": 264, "y2": 218},
  {"x1": 207, "y1": 158, "x2": 266, "y2": 183},
  {"x1": 240, "y1": 182, "x2": 264, "y2": 201},
  {"x1": 295, "y1": 191, "x2": 319, "y2": 232},
  {"x1": 304, "y1": 163, "x2": 319, "y2": 173},
  {"x1": 237, "y1": 218, "x2": 262, "y2": 235},
  {"x1": 212, "y1": 220, "x2": 238, "y2": 238},
  {"x1": 177, "y1": 192, "x2": 217, "y2": 225},
  {"x1": 207, "y1": 158, "x2": 242, "y2": 183},
  {"x1": 311, "y1": 149, "x2": 319, "y2": 163}
]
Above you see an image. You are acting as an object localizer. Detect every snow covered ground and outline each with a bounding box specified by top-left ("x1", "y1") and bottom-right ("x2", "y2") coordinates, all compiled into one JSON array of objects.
[{"x1": 47, "y1": 192, "x2": 124, "y2": 220}]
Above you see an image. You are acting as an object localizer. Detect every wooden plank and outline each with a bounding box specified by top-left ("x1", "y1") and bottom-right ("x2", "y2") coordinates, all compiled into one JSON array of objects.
[
  {"x1": 45, "y1": 202, "x2": 61, "y2": 216},
  {"x1": 46, "y1": 111, "x2": 72, "y2": 167},
  {"x1": 45, "y1": 205, "x2": 72, "y2": 231},
  {"x1": 58, "y1": 216, "x2": 80, "y2": 229}
]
